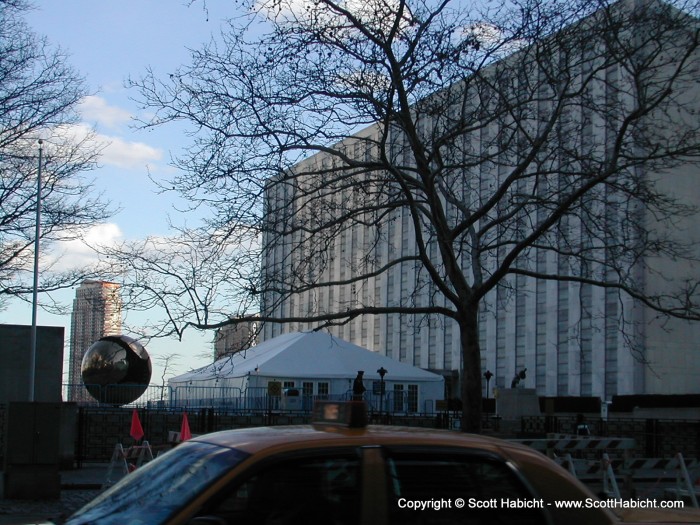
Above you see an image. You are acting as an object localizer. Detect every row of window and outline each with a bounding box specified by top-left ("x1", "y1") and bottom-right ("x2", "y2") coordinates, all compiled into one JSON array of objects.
[{"x1": 278, "y1": 381, "x2": 420, "y2": 413}]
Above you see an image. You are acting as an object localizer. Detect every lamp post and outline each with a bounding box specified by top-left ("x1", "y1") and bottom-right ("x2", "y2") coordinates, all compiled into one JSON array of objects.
[
  {"x1": 484, "y1": 370, "x2": 493, "y2": 424},
  {"x1": 29, "y1": 139, "x2": 43, "y2": 402},
  {"x1": 483, "y1": 370, "x2": 493, "y2": 399},
  {"x1": 377, "y1": 367, "x2": 387, "y2": 422}
]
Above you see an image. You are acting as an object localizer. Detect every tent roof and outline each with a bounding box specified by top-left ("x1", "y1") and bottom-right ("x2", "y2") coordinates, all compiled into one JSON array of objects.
[{"x1": 169, "y1": 331, "x2": 443, "y2": 384}]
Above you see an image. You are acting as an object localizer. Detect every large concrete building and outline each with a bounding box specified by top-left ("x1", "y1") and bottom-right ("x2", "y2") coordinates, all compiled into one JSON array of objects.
[
  {"x1": 213, "y1": 318, "x2": 259, "y2": 360},
  {"x1": 67, "y1": 280, "x2": 122, "y2": 402},
  {"x1": 261, "y1": 1, "x2": 700, "y2": 401}
]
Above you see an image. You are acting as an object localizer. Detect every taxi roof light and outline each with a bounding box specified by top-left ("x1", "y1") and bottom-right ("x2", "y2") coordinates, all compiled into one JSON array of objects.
[{"x1": 312, "y1": 400, "x2": 368, "y2": 428}]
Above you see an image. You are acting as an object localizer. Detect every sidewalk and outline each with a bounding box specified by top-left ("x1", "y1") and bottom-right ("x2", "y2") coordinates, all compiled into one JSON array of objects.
[{"x1": 0, "y1": 463, "x2": 119, "y2": 525}]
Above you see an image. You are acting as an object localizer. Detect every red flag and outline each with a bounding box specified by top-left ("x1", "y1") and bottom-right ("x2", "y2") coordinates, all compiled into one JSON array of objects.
[
  {"x1": 130, "y1": 409, "x2": 144, "y2": 442},
  {"x1": 180, "y1": 412, "x2": 192, "y2": 441}
]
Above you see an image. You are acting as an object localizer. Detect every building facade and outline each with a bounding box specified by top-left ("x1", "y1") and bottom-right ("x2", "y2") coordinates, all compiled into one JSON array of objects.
[
  {"x1": 261, "y1": 1, "x2": 700, "y2": 401},
  {"x1": 67, "y1": 280, "x2": 122, "y2": 402},
  {"x1": 214, "y1": 319, "x2": 259, "y2": 360}
]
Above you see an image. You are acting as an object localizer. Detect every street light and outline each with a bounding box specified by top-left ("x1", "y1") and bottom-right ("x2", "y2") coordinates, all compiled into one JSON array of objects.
[
  {"x1": 483, "y1": 370, "x2": 493, "y2": 399},
  {"x1": 29, "y1": 139, "x2": 43, "y2": 402},
  {"x1": 377, "y1": 367, "x2": 387, "y2": 422}
]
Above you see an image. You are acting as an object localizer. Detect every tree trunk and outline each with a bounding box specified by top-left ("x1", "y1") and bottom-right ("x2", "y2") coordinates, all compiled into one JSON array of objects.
[{"x1": 459, "y1": 306, "x2": 482, "y2": 433}]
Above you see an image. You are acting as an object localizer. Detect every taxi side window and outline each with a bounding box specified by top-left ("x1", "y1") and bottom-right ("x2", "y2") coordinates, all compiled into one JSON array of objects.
[
  {"x1": 385, "y1": 450, "x2": 548, "y2": 525},
  {"x1": 200, "y1": 453, "x2": 361, "y2": 525}
]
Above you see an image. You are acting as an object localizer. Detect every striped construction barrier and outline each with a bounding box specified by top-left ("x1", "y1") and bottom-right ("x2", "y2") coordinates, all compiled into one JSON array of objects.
[
  {"x1": 554, "y1": 452, "x2": 699, "y2": 508},
  {"x1": 516, "y1": 436, "x2": 699, "y2": 506},
  {"x1": 555, "y1": 456, "x2": 617, "y2": 479},
  {"x1": 512, "y1": 436, "x2": 636, "y2": 452},
  {"x1": 104, "y1": 442, "x2": 155, "y2": 488},
  {"x1": 621, "y1": 457, "x2": 700, "y2": 480},
  {"x1": 624, "y1": 454, "x2": 699, "y2": 508},
  {"x1": 554, "y1": 453, "x2": 621, "y2": 496},
  {"x1": 553, "y1": 455, "x2": 698, "y2": 481}
]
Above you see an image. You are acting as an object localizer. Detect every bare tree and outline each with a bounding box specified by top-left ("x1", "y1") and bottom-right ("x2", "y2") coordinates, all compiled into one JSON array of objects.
[
  {"x1": 107, "y1": 228, "x2": 259, "y2": 341},
  {"x1": 154, "y1": 353, "x2": 181, "y2": 400},
  {"x1": 118, "y1": 0, "x2": 700, "y2": 431},
  {"x1": 0, "y1": 0, "x2": 112, "y2": 306}
]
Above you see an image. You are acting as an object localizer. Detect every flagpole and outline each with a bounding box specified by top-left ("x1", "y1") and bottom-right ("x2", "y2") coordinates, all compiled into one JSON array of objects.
[{"x1": 29, "y1": 139, "x2": 43, "y2": 402}]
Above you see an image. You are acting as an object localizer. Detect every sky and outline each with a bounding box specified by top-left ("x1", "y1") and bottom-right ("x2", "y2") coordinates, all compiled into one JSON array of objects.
[{"x1": 2, "y1": 1, "x2": 248, "y2": 383}]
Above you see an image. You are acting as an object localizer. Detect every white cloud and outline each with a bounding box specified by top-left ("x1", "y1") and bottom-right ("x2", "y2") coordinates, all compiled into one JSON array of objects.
[
  {"x1": 82, "y1": 223, "x2": 124, "y2": 246},
  {"x1": 72, "y1": 97, "x2": 163, "y2": 170},
  {"x1": 99, "y1": 135, "x2": 163, "y2": 169},
  {"x1": 52, "y1": 122, "x2": 163, "y2": 170},
  {"x1": 255, "y1": 0, "x2": 413, "y2": 34},
  {"x1": 47, "y1": 223, "x2": 124, "y2": 272},
  {"x1": 79, "y1": 95, "x2": 133, "y2": 130}
]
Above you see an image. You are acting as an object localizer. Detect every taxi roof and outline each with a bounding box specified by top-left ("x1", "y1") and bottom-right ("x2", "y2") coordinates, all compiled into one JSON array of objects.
[{"x1": 189, "y1": 424, "x2": 520, "y2": 457}]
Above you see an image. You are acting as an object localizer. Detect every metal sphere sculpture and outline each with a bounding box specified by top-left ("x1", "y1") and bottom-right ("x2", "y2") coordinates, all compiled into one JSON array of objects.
[{"x1": 81, "y1": 335, "x2": 152, "y2": 405}]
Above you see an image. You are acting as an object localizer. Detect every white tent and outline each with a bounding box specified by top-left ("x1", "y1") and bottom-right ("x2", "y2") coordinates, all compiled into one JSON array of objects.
[{"x1": 168, "y1": 331, "x2": 444, "y2": 413}]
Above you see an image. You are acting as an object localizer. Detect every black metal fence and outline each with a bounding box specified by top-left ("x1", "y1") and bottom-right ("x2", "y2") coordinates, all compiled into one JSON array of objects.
[
  {"x1": 67, "y1": 408, "x2": 700, "y2": 463},
  {"x1": 62, "y1": 383, "x2": 437, "y2": 415},
  {"x1": 63, "y1": 383, "x2": 171, "y2": 407},
  {"x1": 2, "y1": 402, "x2": 698, "y2": 466},
  {"x1": 72, "y1": 405, "x2": 445, "y2": 462}
]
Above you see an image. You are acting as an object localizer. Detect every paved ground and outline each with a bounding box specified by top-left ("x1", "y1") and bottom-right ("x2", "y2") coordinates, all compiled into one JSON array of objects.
[{"x1": 0, "y1": 463, "x2": 119, "y2": 525}]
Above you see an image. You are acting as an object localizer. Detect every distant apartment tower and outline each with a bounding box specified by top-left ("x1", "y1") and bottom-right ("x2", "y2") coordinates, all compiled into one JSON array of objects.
[
  {"x1": 67, "y1": 280, "x2": 122, "y2": 401},
  {"x1": 214, "y1": 319, "x2": 259, "y2": 360}
]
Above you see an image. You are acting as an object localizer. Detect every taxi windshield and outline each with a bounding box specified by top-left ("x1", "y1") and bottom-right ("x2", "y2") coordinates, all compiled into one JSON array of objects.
[{"x1": 66, "y1": 441, "x2": 249, "y2": 525}]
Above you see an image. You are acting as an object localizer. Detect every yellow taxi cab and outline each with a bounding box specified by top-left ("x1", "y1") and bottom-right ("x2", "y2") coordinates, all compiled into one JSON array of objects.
[{"x1": 62, "y1": 401, "x2": 700, "y2": 525}]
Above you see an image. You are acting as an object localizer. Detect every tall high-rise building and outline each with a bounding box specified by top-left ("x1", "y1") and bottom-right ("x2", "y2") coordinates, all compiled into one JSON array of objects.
[{"x1": 67, "y1": 280, "x2": 122, "y2": 401}]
